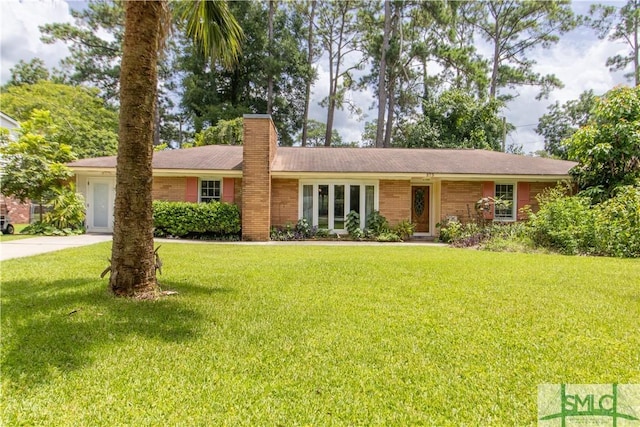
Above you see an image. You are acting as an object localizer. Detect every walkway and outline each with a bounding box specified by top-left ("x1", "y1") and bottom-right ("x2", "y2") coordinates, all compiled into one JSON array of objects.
[{"x1": 0, "y1": 234, "x2": 112, "y2": 261}]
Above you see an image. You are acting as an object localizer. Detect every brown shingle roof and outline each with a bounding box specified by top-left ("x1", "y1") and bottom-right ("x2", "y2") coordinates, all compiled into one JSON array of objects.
[
  {"x1": 69, "y1": 145, "x2": 243, "y2": 171},
  {"x1": 69, "y1": 145, "x2": 576, "y2": 176},
  {"x1": 273, "y1": 147, "x2": 576, "y2": 175}
]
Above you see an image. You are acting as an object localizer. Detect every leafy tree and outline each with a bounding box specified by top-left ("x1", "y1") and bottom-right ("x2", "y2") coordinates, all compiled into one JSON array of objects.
[
  {"x1": 359, "y1": 2, "x2": 489, "y2": 148},
  {"x1": 39, "y1": 0, "x2": 182, "y2": 147},
  {"x1": 109, "y1": 0, "x2": 242, "y2": 298},
  {"x1": 195, "y1": 117, "x2": 243, "y2": 146},
  {"x1": 40, "y1": 0, "x2": 124, "y2": 102},
  {"x1": 565, "y1": 85, "x2": 640, "y2": 201},
  {"x1": 0, "y1": 110, "x2": 76, "y2": 220},
  {"x1": 316, "y1": 0, "x2": 364, "y2": 146},
  {"x1": 468, "y1": 1, "x2": 578, "y2": 100},
  {"x1": 588, "y1": 0, "x2": 640, "y2": 85},
  {"x1": 536, "y1": 90, "x2": 597, "y2": 159},
  {"x1": 176, "y1": 1, "x2": 311, "y2": 146},
  {"x1": 399, "y1": 89, "x2": 507, "y2": 150},
  {"x1": 0, "y1": 81, "x2": 118, "y2": 158},
  {"x1": 5, "y1": 58, "x2": 52, "y2": 86},
  {"x1": 301, "y1": 119, "x2": 343, "y2": 147},
  {"x1": 298, "y1": 0, "x2": 319, "y2": 147}
]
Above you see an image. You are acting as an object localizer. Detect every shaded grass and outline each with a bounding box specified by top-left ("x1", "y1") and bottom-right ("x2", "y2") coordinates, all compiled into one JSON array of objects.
[
  {"x1": 1, "y1": 243, "x2": 639, "y2": 425},
  {"x1": 0, "y1": 224, "x2": 32, "y2": 242}
]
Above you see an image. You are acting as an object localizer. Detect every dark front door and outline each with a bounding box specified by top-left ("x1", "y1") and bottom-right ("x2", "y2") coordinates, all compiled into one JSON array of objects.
[{"x1": 411, "y1": 186, "x2": 429, "y2": 233}]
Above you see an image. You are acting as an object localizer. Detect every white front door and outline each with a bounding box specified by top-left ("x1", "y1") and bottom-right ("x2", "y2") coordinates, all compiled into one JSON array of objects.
[{"x1": 86, "y1": 178, "x2": 115, "y2": 233}]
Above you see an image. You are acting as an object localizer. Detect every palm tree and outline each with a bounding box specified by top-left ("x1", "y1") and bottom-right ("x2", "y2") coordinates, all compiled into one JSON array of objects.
[{"x1": 109, "y1": 0, "x2": 242, "y2": 298}]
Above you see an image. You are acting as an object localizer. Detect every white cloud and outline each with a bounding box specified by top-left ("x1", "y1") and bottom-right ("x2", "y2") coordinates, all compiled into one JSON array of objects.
[
  {"x1": 0, "y1": 0, "x2": 73, "y2": 83},
  {"x1": 505, "y1": 24, "x2": 629, "y2": 153}
]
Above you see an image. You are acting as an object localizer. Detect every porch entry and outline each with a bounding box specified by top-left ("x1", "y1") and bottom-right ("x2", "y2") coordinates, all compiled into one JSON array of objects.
[
  {"x1": 86, "y1": 178, "x2": 115, "y2": 232},
  {"x1": 411, "y1": 186, "x2": 429, "y2": 233}
]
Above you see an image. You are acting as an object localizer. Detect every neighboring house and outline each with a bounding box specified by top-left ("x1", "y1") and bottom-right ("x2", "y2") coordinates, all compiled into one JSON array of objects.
[
  {"x1": 0, "y1": 111, "x2": 31, "y2": 224},
  {"x1": 68, "y1": 115, "x2": 576, "y2": 240}
]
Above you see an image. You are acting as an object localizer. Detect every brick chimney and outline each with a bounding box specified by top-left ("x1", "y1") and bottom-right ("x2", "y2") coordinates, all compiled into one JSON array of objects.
[{"x1": 241, "y1": 114, "x2": 277, "y2": 241}]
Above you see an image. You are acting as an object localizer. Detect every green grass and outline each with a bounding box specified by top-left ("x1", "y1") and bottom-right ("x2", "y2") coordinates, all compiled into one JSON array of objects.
[
  {"x1": 0, "y1": 224, "x2": 33, "y2": 242},
  {"x1": 1, "y1": 243, "x2": 639, "y2": 425}
]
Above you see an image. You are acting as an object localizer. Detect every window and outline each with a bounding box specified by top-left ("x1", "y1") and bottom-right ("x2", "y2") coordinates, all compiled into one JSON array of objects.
[
  {"x1": 299, "y1": 182, "x2": 377, "y2": 232},
  {"x1": 200, "y1": 179, "x2": 221, "y2": 203},
  {"x1": 494, "y1": 184, "x2": 515, "y2": 220}
]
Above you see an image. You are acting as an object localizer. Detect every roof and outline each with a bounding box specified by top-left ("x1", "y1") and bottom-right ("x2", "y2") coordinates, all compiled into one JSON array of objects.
[
  {"x1": 273, "y1": 147, "x2": 575, "y2": 176},
  {"x1": 69, "y1": 144, "x2": 576, "y2": 177},
  {"x1": 69, "y1": 145, "x2": 243, "y2": 171}
]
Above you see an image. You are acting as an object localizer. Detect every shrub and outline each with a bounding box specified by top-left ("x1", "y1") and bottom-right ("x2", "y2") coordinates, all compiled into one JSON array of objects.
[
  {"x1": 153, "y1": 201, "x2": 240, "y2": 239},
  {"x1": 592, "y1": 185, "x2": 640, "y2": 257},
  {"x1": 376, "y1": 232, "x2": 402, "y2": 242},
  {"x1": 44, "y1": 185, "x2": 85, "y2": 231},
  {"x1": 270, "y1": 219, "x2": 326, "y2": 241},
  {"x1": 365, "y1": 211, "x2": 389, "y2": 236},
  {"x1": 436, "y1": 218, "x2": 462, "y2": 243},
  {"x1": 527, "y1": 187, "x2": 595, "y2": 255},
  {"x1": 394, "y1": 220, "x2": 416, "y2": 241},
  {"x1": 345, "y1": 210, "x2": 363, "y2": 239},
  {"x1": 22, "y1": 221, "x2": 83, "y2": 236}
]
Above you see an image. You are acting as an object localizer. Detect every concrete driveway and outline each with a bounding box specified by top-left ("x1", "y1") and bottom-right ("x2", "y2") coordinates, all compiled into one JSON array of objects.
[{"x1": 0, "y1": 234, "x2": 112, "y2": 261}]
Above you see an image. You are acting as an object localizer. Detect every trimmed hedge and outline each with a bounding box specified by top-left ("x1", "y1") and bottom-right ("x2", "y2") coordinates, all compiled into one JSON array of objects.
[{"x1": 153, "y1": 201, "x2": 241, "y2": 239}]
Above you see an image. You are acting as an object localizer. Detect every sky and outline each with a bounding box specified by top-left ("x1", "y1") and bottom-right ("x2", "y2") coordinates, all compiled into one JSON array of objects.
[{"x1": 0, "y1": 0, "x2": 632, "y2": 154}]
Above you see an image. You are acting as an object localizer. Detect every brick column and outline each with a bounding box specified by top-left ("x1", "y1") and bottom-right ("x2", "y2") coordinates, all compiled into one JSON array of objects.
[{"x1": 242, "y1": 114, "x2": 277, "y2": 241}]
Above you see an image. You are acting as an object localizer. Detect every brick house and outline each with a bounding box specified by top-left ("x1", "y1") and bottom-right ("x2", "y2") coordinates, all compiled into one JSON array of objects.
[{"x1": 69, "y1": 115, "x2": 576, "y2": 240}]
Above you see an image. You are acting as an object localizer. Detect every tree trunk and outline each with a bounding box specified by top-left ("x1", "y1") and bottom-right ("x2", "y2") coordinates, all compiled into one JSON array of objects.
[
  {"x1": 384, "y1": 76, "x2": 395, "y2": 148},
  {"x1": 325, "y1": 41, "x2": 336, "y2": 147},
  {"x1": 301, "y1": 0, "x2": 316, "y2": 147},
  {"x1": 634, "y1": 2, "x2": 639, "y2": 87},
  {"x1": 267, "y1": 0, "x2": 275, "y2": 114},
  {"x1": 375, "y1": 0, "x2": 391, "y2": 148},
  {"x1": 489, "y1": 5, "x2": 501, "y2": 99},
  {"x1": 109, "y1": 0, "x2": 161, "y2": 298}
]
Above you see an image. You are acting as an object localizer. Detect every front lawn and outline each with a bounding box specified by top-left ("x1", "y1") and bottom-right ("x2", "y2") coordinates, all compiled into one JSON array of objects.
[
  {"x1": 0, "y1": 224, "x2": 32, "y2": 242},
  {"x1": 1, "y1": 243, "x2": 638, "y2": 425}
]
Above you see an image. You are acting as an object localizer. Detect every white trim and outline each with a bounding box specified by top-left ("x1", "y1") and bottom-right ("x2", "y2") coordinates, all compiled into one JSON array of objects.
[
  {"x1": 86, "y1": 177, "x2": 115, "y2": 232},
  {"x1": 198, "y1": 177, "x2": 223, "y2": 203},
  {"x1": 493, "y1": 182, "x2": 517, "y2": 222},
  {"x1": 298, "y1": 180, "x2": 379, "y2": 232}
]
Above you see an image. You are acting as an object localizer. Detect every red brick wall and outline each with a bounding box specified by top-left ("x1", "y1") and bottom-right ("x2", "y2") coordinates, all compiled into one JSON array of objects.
[
  {"x1": 379, "y1": 180, "x2": 411, "y2": 225},
  {"x1": 271, "y1": 178, "x2": 298, "y2": 227},
  {"x1": 525, "y1": 182, "x2": 556, "y2": 215},
  {"x1": 440, "y1": 181, "x2": 483, "y2": 223},
  {"x1": 242, "y1": 116, "x2": 277, "y2": 241},
  {"x1": 440, "y1": 180, "x2": 558, "y2": 223},
  {"x1": 152, "y1": 177, "x2": 187, "y2": 202},
  {"x1": 0, "y1": 195, "x2": 30, "y2": 224}
]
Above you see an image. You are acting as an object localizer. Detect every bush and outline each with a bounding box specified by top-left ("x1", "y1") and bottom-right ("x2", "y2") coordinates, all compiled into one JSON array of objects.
[
  {"x1": 45, "y1": 185, "x2": 85, "y2": 231},
  {"x1": 153, "y1": 201, "x2": 240, "y2": 239},
  {"x1": 592, "y1": 185, "x2": 640, "y2": 257},
  {"x1": 527, "y1": 187, "x2": 595, "y2": 255},
  {"x1": 394, "y1": 220, "x2": 415, "y2": 241},
  {"x1": 376, "y1": 232, "x2": 402, "y2": 242},
  {"x1": 345, "y1": 210, "x2": 363, "y2": 239},
  {"x1": 270, "y1": 219, "x2": 325, "y2": 241},
  {"x1": 365, "y1": 211, "x2": 389, "y2": 236},
  {"x1": 22, "y1": 221, "x2": 83, "y2": 236}
]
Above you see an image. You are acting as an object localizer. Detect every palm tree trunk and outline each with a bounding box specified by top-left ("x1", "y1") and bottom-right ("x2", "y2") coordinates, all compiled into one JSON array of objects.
[{"x1": 110, "y1": 0, "x2": 162, "y2": 298}]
